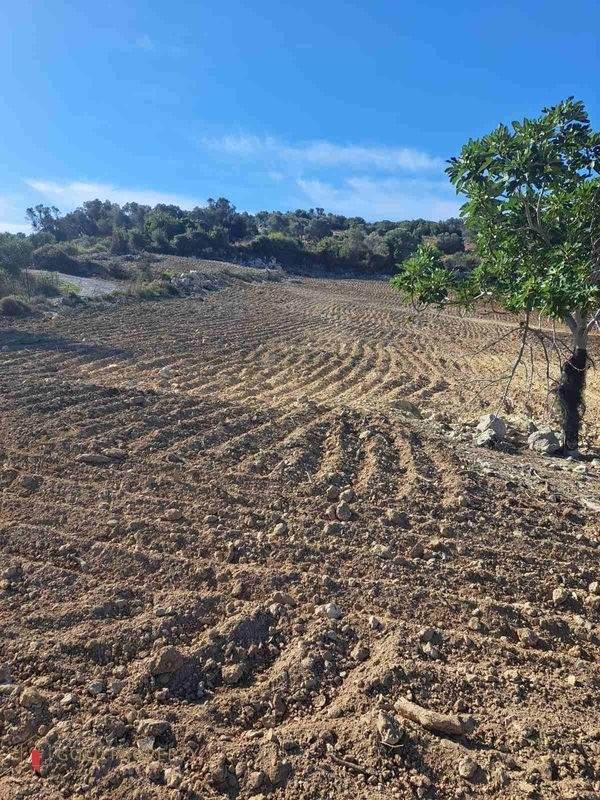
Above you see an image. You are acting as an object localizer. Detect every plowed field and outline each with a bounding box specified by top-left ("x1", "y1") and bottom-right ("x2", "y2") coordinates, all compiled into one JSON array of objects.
[{"x1": 1, "y1": 272, "x2": 600, "y2": 800}]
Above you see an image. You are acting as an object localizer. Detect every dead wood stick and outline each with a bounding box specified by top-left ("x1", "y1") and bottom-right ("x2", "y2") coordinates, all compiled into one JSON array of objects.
[
  {"x1": 328, "y1": 752, "x2": 369, "y2": 775},
  {"x1": 394, "y1": 697, "x2": 471, "y2": 736}
]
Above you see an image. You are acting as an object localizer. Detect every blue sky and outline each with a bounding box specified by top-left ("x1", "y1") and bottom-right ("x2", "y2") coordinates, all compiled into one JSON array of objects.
[{"x1": 1, "y1": 0, "x2": 599, "y2": 231}]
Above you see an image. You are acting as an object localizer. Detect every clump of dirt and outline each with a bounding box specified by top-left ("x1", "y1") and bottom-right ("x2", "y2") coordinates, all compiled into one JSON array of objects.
[{"x1": 0, "y1": 277, "x2": 599, "y2": 799}]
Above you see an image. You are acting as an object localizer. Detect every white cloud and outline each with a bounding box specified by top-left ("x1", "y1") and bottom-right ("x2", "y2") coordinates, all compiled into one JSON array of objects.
[
  {"x1": 0, "y1": 221, "x2": 30, "y2": 234},
  {"x1": 201, "y1": 134, "x2": 443, "y2": 172},
  {"x1": 135, "y1": 34, "x2": 154, "y2": 51},
  {"x1": 25, "y1": 180, "x2": 202, "y2": 211},
  {"x1": 0, "y1": 195, "x2": 30, "y2": 233},
  {"x1": 297, "y1": 177, "x2": 460, "y2": 221}
]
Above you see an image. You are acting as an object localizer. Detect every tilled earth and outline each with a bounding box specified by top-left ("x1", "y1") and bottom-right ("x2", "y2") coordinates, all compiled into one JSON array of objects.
[{"x1": 1, "y1": 270, "x2": 600, "y2": 800}]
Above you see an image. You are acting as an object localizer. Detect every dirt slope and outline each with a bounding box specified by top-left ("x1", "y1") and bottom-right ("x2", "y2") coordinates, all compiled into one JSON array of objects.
[{"x1": 1, "y1": 275, "x2": 600, "y2": 800}]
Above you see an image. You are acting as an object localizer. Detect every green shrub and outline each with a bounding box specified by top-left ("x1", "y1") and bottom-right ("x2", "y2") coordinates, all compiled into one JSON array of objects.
[
  {"x1": 128, "y1": 228, "x2": 151, "y2": 251},
  {"x1": 137, "y1": 279, "x2": 176, "y2": 299},
  {"x1": 29, "y1": 231, "x2": 56, "y2": 249},
  {"x1": 0, "y1": 233, "x2": 34, "y2": 278},
  {"x1": 435, "y1": 232, "x2": 464, "y2": 255},
  {"x1": 27, "y1": 272, "x2": 62, "y2": 297},
  {"x1": 247, "y1": 233, "x2": 303, "y2": 265},
  {"x1": 0, "y1": 267, "x2": 16, "y2": 297},
  {"x1": 31, "y1": 244, "x2": 98, "y2": 277},
  {"x1": 443, "y1": 251, "x2": 479, "y2": 278},
  {"x1": 106, "y1": 261, "x2": 131, "y2": 280},
  {"x1": 110, "y1": 228, "x2": 130, "y2": 255},
  {"x1": 173, "y1": 230, "x2": 210, "y2": 256},
  {"x1": 0, "y1": 295, "x2": 32, "y2": 317},
  {"x1": 114, "y1": 278, "x2": 178, "y2": 301},
  {"x1": 71, "y1": 235, "x2": 109, "y2": 255},
  {"x1": 32, "y1": 243, "x2": 78, "y2": 272},
  {"x1": 61, "y1": 291, "x2": 85, "y2": 307}
]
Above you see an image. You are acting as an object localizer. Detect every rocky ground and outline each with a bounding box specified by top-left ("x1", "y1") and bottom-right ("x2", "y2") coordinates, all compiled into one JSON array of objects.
[
  {"x1": 27, "y1": 272, "x2": 120, "y2": 299},
  {"x1": 1, "y1": 268, "x2": 600, "y2": 799}
]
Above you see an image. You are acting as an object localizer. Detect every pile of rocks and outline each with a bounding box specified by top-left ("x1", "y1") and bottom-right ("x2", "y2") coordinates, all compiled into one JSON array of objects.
[
  {"x1": 474, "y1": 414, "x2": 507, "y2": 448},
  {"x1": 171, "y1": 266, "x2": 284, "y2": 297},
  {"x1": 473, "y1": 413, "x2": 564, "y2": 455},
  {"x1": 322, "y1": 481, "x2": 355, "y2": 534},
  {"x1": 170, "y1": 270, "x2": 220, "y2": 295},
  {"x1": 239, "y1": 256, "x2": 282, "y2": 269}
]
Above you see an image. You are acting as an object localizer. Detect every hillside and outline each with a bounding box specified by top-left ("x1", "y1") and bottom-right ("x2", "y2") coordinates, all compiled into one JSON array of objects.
[{"x1": 1, "y1": 273, "x2": 600, "y2": 799}]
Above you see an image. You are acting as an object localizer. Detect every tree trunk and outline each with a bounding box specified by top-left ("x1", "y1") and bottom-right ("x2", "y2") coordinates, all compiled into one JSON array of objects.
[{"x1": 558, "y1": 311, "x2": 589, "y2": 452}]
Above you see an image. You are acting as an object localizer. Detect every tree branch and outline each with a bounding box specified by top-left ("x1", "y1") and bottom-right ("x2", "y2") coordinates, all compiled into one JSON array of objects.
[
  {"x1": 563, "y1": 313, "x2": 578, "y2": 334},
  {"x1": 497, "y1": 311, "x2": 530, "y2": 412},
  {"x1": 521, "y1": 193, "x2": 552, "y2": 245}
]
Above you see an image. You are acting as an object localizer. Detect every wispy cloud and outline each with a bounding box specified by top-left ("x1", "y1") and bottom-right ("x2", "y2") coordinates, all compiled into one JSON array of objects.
[
  {"x1": 135, "y1": 34, "x2": 155, "y2": 51},
  {"x1": 297, "y1": 177, "x2": 460, "y2": 221},
  {"x1": 200, "y1": 133, "x2": 453, "y2": 218},
  {"x1": 25, "y1": 180, "x2": 202, "y2": 211},
  {"x1": 24, "y1": 177, "x2": 458, "y2": 222},
  {"x1": 0, "y1": 195, "x2": 30, "y2": 233},
  {"x1": 0, "y1": 221, "x2": 30, "y2": 234},
  {"x1": 201, "y1": 134, "x2": 443, "y2": 173}
]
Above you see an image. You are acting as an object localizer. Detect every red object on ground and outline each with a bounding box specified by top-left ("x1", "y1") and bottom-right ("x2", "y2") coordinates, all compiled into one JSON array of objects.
[{"x1": 31, "y1": 748, "x2": 42, "y2": 774}]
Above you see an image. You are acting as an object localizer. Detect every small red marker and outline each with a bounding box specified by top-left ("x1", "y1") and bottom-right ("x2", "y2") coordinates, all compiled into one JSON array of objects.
[{"x1": 31, "y1": 748, "x2": 42, "y2": 774}]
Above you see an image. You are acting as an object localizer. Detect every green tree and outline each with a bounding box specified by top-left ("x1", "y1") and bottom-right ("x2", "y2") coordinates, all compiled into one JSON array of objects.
[
  {"x1": 110, "y1": 227, "x2": 130, "y2": 254},
  {"x1": 248, "y1": 232, "x2": 303, "y2": 265},
  {"x1": 128, "y1": 227, "x2": 151, "y2": 251},
  {"x1": 145, "y1": 206, "x2": 186, "y2": 250},
  {"x1": 0, "y1": 233, "x2": 34, "y2": 277},
  {"x1": 173, "y1": 229, "x2": 211, "y2": 256},
  {"x1": 337, "y1": 228, "x2": 368, "y2": 264},
  {"x1": 392, "y1": 98, "x2": 600, "y2": 452},
  {"x1": 435, "y1": 231, "x2": 464, "y2": 255},
  {"x1": 384, "y1": 225, "x2": 419, "y2": 263},
  {"x1": 25, "y1": 205, "x2": 63, "y2": 238},
  {"x1": 122, "y1": 202, "x2": 151, "y2": 229},
  {"x1": 306, "y1": 216, "x2": 332, "y2": 241},
  {"x1": 207, "y1": 225, "x2": 229, "y2": 251}
]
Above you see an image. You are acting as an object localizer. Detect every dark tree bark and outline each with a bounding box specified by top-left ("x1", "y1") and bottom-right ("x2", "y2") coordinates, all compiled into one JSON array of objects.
[{"x1": 556, "y1": 347, "x2": 587, "y2": 452}]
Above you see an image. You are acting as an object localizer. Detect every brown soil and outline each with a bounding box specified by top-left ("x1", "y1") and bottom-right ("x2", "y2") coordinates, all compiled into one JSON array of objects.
[{"x1": 1, "y1": 271, "x2": 600, "y2": 800}]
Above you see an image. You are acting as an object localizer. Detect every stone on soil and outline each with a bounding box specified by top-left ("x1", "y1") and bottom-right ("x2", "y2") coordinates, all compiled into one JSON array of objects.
[
  {"x1": 476, "y1": 414, "x2": 507, "y2": 439},
  {"x1": 528, "y1": 429, "x2": 562, "y2": 454}
]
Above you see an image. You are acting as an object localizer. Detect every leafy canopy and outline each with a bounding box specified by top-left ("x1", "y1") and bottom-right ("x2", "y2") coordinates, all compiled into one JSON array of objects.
[
  {"x1": 0, "y1": 233, "x2": 34, "y2": 277},
  {"x1": 18, "y1": 195, "x2": 468, "y2": 275},
  {"x1": 392, "y1": 98, "x2": 600, "y2": 321}
]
